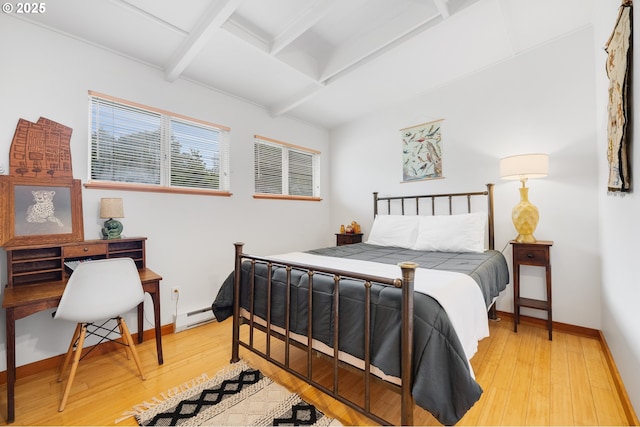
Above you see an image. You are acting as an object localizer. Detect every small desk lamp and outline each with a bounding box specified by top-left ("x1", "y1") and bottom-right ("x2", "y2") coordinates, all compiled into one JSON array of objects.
[
  {"x1": 500, "y1": 153, "x2": 549, "y2": 243},
  {"x1": 100, "y1": 198, "x2": 124, "y2": 240}
]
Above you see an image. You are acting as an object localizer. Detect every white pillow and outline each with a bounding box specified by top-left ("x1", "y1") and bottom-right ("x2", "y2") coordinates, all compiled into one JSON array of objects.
[
  {"x1": 412, "y1": 212, "x2": 486, "y2": 253},
  {"x1": 366, "y1": 215, "x2": 420, "y2": 248}
]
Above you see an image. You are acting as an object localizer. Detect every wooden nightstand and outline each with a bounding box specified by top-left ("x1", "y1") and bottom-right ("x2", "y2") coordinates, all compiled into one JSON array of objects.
[
  {"x1": 336, "y1": 233, "x2": 363, "y2": 246},
  {"x1": 511, "y1": 240, "x2": 553, "y2": 340}
]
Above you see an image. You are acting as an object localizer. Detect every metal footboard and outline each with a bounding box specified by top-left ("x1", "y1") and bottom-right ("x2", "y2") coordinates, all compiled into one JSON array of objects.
[{"x1": 230, "y1": 242, "x2": 418, "y2": 426}]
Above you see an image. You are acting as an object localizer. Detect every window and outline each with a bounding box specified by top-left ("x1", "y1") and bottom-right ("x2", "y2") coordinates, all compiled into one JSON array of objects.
[
  {"x1": 254, "y1": 135, "x2": 320, "y2": 200},
  {"x1": 88, "y1": 91, "x2": 230, "y2": 195}
]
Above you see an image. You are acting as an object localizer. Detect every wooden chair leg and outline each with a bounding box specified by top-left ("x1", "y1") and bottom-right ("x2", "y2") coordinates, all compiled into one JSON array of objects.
[
  {"x1": 59, "y1": 324, "x2": 87, "y2": 412},
  {"x1": 58, "y1": 323, "x2": 82, "y2": 382},
  {"x1": 116, "y1": 319, "x2": 132, "y2": 360},
  {"x1": 118, "y1": 318, "x2": 146, "y2": 380}
]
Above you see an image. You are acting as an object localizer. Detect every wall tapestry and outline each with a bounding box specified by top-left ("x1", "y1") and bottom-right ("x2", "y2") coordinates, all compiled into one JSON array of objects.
[
  {"x1": 401, "y1": 118, "x2": 444, "y2": 182},
  {"x1": 605, "y1": 0, "x2": 633, "y2": 192}
]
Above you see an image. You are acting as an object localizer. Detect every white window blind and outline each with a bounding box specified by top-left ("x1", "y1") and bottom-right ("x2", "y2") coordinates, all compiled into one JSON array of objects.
[
  {"x1": 288, "y1": 149, "x2": 314, "y2": 196},
  {"x1": 89, "y1": 92, "x2": 230, "y2": 193},
  {"x1": 254, "y1": 135, "x2": 320, "y2": 198}
]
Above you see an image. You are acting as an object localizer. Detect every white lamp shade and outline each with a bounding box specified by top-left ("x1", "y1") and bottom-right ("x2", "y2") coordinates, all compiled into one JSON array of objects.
[
  {"x1": 500, "y1": 153, "x2": 549, "y2": 180},
  {"x1": 100, "y1": 198, "x2": 124, "y2": 219}
]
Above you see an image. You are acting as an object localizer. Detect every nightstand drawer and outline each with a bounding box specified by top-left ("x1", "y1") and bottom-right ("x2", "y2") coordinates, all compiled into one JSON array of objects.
[
  {"x1": 63, "y1": 243, "x2": 108, "y2": 258},
  {"x1": 336, "y1": 233, "x2": 363, "y2": 246},
  {"x1": 513, "y1": 246, "x2": 548, "y2": 266}
]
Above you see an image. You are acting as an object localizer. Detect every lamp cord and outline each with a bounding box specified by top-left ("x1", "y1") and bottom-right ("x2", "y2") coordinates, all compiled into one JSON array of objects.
[
  {"x1": 174, "y1": 291, "x2": 179, "y2": 321},
  {"x1": 141, "y1": 291, "x2": 179, "y2": 329}
]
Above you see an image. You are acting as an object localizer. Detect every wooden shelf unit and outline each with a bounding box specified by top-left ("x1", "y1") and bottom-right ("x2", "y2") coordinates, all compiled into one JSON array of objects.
[{"x1": 6, "y1": 237, "x2": 146, "y2": 287}]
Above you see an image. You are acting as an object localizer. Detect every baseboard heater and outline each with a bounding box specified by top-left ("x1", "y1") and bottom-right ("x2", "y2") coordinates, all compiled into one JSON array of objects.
[{"x1": 173, "y1": 307, "x2": 216, "y2": 332}]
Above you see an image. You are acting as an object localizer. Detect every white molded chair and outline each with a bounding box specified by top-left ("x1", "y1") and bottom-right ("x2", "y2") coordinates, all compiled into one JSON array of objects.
[{"x1": 54, "y1": 257, "x2": 146, "y2": 412}]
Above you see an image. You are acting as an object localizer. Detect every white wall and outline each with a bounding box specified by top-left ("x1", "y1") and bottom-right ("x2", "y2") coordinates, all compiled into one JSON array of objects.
[
  {"x1": 330, "y1": 28, "x2": 601, "y2": 328},
  {"x1": 593, "y1": 0, "x2": 640, "y2": 413},
  {"x1": 0, "y1": 15, "x2": 331, "y2": 369}
]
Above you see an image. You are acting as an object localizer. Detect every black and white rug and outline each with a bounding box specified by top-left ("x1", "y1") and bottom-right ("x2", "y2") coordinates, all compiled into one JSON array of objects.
[{"x1": 123, "y1": 361, "x2": 340, "y2": 426}]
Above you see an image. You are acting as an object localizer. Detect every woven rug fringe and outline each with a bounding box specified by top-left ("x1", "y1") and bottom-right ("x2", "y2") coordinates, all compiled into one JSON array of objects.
[{"x1": 115, "y1": 372, "x2": 211, "y2": 423}]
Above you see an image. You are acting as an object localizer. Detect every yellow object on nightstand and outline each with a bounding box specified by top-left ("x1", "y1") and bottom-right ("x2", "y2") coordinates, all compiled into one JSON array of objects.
[
  {"x1": 511, "y1": 186, "x2": 539, "y2": 243},
  {"x1": 500, "y1": 153, "x2": 549, "y2": 243}
]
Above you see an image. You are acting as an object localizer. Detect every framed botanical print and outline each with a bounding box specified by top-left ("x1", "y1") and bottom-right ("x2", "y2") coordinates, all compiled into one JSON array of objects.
[
  {"x1": 401, "y1": 119, "x2": 444, "y2": 182},
  {"x1": 0, "y1": 176, "x2": 84, "y2": 247}
]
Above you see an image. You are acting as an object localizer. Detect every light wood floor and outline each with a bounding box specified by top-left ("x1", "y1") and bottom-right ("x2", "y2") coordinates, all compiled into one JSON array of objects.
[{"x1": 0, "y1": 317, "x2": 634, "y2": 426}]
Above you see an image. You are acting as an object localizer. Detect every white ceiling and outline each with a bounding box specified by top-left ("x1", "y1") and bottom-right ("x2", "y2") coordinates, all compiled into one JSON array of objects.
[{"x1": 15, "y1": 0, "x2": 594, "y2": 129}]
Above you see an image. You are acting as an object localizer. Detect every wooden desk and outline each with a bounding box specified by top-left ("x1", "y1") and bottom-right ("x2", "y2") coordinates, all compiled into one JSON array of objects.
[
  {"x1": 2, "y1": 237, "x2": 163, "y2": 423},
  {"x1": 2, "y1": 268, "x2": 163, "y2": 423}
]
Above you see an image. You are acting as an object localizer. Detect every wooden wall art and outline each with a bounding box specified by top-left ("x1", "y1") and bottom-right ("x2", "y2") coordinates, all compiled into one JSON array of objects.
[
  {"x1": 1, "y1": 117, "x2": 82, "y2": 247},
  {"x1": 8, "y1": 117, "x2": 73, "y2": 178},
  {"x1": 605, "y1": 0, "x2": 633, "y2": 192}
]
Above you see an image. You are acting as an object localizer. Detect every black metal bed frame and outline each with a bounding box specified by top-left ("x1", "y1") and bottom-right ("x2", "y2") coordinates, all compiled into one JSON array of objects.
[{"x1": 230, "y1": 184, "x2": 495, "y2": 425}]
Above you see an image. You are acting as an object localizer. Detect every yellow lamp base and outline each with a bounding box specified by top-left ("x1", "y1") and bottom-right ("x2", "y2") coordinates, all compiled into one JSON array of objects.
[{"x1": 512, "y1": 187, "x2": 539, "y2": 243}]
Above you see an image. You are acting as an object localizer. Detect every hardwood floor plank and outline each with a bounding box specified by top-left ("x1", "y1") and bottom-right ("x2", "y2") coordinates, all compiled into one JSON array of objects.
[
  {"x1": 473, "y1": 318, "x2": 509, "y2": 385},
  {"x1": 592, "y1": 385, "x2": 629, "y2": 426},
  {"x1": 526, "y1": 327, "x2": 551, "y2": 425},
  {"x1": 502, "y1": 325, "x2": 536, "y2": 425},
  {"x1": 549, "y1": 329, "x2": 575, "y2": 425},
  {"x1": 551, "y1": 382, "x2": 576, "y2": 426},
  {"x1": 474, "y1": 387, "x2": 509, "y2": 425},
  {"x1": 564, "y1": 332, "x2": 584, "y2": 354},
  {"x1": 512, "y1": 324, "x2": 536, "y2": 393},
  {"x1": 581, "y1": 336, "x2": 615, "y2": 390},
  {"x1": 502, "y1": 388, "x2": 530, "y2": 426},
  {"x1": 568, "y1": 349, "x2": 599, "y2": 425},
  {"x1": 489, "y1": 329, "x2": 521, "y2": 389}
]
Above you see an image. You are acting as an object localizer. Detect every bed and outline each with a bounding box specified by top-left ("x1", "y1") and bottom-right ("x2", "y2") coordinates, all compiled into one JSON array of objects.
[{"x1": 212, "y1": 184, "x2": 509, "y2": 425}]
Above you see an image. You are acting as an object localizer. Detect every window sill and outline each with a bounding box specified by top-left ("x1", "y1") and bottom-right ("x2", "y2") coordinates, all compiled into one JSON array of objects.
[
  {"x1": 253, "y1": 194, "x2": 322, "y2": 202},
  {"x1": 84, "y1": 181, "x2": 232, "y2": 197}
]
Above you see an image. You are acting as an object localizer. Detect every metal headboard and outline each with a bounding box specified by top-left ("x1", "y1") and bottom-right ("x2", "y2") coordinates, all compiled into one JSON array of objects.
[{"x1": 372, "y1": 183, "x2": 495, "y2": 250}]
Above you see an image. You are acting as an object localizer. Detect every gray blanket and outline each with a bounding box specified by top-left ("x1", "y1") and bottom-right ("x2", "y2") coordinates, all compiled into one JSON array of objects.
[
  {"x1": 212, "y1": 244, "x2": 509, "y2": 425},
  {"x1": 307, "y1": 243, "x2": 509, "y2": 307}
]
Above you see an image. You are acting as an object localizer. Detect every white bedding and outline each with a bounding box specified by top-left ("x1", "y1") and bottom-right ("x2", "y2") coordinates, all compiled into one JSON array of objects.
[{"x1": 270, "y1": 252, "x2": 489, "y2": 364}]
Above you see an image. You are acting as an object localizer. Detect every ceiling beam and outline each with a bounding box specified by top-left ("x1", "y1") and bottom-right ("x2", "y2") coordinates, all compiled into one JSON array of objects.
[
  {"x1": 320, "y1": 12, "x2": 443, "y2": 83},
  {"x1": 269, "y1": 83, "x2": 325, "y2": 117},
  {"x1": 222, "y1": 16, "x2": 271, "y2": 53},
  {"x1": 165, "y1": 0, "x2": 242, "y2": 82},
  {"x1": 433, "y1": 0, "x2": 450, "y2": 19},
  {"x1": 270, "y1": 0, "x2": 340, "y2": 56},
  {"x1": 113, "y1": 0, "x2": 187, "y2": 35},
  {"x1": 271, "y1": 7, "x2": 445, "y2": 117}
]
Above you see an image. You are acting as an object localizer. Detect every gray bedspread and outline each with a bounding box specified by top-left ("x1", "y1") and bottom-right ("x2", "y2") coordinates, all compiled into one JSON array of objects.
[
  {"x1": 307, "y1": 243, "x2": 509, "y2": 307},
  {"x1": 212, "y1": 244, "x2": 509, "y2": 425}
]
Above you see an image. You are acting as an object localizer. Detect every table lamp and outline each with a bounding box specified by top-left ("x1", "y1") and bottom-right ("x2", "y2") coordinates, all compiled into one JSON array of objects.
[
  {"x1": 500, "y1": 153, "x2": 549, "y2": 243},
  {"x1": 100, "y1": 198, "x2": 124, "y2": 239}
]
